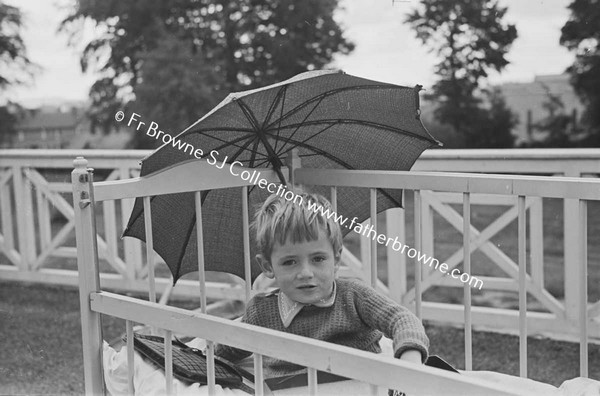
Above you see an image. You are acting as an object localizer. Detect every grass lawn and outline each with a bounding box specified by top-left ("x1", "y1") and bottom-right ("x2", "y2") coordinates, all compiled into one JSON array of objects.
[
  {"x1": 2, "y1": 182, "x2": 600, "y2": 394},
  {"x1": 1, "y1": 281, "x2": 598, "y2": 395}
]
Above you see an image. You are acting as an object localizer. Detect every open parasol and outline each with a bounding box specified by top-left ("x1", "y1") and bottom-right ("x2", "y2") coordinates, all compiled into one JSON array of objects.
[{"x1": 123, "y1": 70, "x2": 440, "y2": 284}]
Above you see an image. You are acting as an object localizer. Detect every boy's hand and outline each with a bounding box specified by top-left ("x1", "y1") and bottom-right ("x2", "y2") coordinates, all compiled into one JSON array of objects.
[
  {"x1": 389, "y1": 350, "x2": 422, "y2": 396},
  {"x1": 398, "y1": 349, "x2": 422, "y2": 364}
]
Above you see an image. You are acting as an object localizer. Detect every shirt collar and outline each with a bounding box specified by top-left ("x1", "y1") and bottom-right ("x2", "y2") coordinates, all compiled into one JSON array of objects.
[{"x1": 278, "y1": 281, "x2": 337, "y2": 328}]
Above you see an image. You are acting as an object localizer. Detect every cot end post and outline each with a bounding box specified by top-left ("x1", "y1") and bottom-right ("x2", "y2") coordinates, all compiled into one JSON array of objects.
[{"x1": 72, "y1": 157, "x2": 105, "y2": 395}]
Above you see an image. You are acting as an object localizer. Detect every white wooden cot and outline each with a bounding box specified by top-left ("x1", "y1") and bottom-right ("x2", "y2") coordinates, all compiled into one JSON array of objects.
[{"x1": 71, "y1": 155, "x2": 597, "y2": 396}]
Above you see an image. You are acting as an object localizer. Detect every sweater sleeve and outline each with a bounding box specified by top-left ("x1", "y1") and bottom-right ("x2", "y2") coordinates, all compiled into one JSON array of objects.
[
  {"x1": 351, "y1": 281, "x2": 429, "y2": 362},
  {"x1": 213, "y1": 298, "x2": 259, "y2": 363}
]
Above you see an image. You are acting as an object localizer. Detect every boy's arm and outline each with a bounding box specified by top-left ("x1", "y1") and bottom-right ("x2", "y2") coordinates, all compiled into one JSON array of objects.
[
  {"x1": 213, "y1": 339, "x2": 252, "y2": 363},
  {"x1": 352, "y1": 281, "x2": 429, "y2": 363},
  {"x1": 213, "y1": 298, "x2": 260, "y2": 363}
]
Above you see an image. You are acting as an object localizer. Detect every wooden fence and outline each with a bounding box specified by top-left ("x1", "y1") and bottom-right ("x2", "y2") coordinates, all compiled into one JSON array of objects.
[{"x1": 1, "y1": 148, "x2": 599, "y2": 340}]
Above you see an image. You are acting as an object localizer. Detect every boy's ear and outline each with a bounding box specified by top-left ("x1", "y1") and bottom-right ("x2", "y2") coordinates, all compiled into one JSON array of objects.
[
  {"x1": 333, "y1": 247, "x2": 343, "y2": 272},
  {"x1": 256, "y1": 254, "x2": 275, "y2": 279}
]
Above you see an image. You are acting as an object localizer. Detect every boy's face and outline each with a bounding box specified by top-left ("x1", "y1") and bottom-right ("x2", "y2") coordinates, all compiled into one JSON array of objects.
[{"x1": 258, "y1": 231, "x2": 341, "y2": 305}]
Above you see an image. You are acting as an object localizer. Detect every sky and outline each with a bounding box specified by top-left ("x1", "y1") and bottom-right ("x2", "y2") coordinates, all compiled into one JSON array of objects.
[{"x1": 4, "y1": 0, "x2": 575, "y2": 107}]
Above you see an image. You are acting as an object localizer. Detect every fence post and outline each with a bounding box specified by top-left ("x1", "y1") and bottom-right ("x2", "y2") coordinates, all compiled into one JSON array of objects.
[
  {"x1": 12, "y1": 165, "x2": 31, "y2": 271},
  {"x1": 72, "y1": 157, "x2": 105, "y2": 395},
  {"x1": 563, "y1": 170, "x2": 582, "y2": 326},
  {"x1": 0, "y1": 170, "x2": 15, "y2": 258},
  {"x1": 23, "y1": 175, "x2": 37, "y2": 265},
  {"x1": 529, "y1": 198, "x2": 544, "y2": 290},
  {"x1": 564, "y1": 197, "x2": 580, "y2": 323}
]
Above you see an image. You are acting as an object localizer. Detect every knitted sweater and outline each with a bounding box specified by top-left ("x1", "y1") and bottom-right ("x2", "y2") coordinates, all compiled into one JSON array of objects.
[{"x1": 214, "y1": 278, "x2": 429, "y2": 378}]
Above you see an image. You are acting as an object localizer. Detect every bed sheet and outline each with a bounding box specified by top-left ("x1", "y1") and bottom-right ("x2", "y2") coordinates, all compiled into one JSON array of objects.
[{"x1": 102, "y1": 338, "x2": 598, "y2": 396}]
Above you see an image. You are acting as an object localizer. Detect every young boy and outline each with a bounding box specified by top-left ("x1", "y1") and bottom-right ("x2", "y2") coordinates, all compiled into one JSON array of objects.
[{"x1": 214, "y1": 192, "x2": 429, "y2": 379}]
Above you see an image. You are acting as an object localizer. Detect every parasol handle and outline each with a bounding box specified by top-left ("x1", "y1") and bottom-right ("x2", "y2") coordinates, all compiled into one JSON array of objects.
[{"x1": 285, "y1": 149, "x2": 301, "y2": 189}]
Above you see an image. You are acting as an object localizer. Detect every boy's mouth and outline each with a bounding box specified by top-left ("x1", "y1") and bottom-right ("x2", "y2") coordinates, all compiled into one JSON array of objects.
[{"x1": 297, "y1": 285, "x2": 317, "y2": 290}]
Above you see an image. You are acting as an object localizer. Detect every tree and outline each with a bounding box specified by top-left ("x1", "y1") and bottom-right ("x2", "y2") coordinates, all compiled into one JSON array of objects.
[
  {"x1": 0, "y1": 2, "x2": 36, "y2": 145},
  {"x1": 62, "y1": 0, "x2": 354, "y2": 147},
  {"x1": 406, "y1": 0, "x2": 518, "y2": 147},
  {"x1": 560, "y1": 0, "x2": 600, "y2": 145},
  {"x1": 527, "y1": 85, "x2": 580, "y2": 148},
  {"x1": 466, "y1": 88, "x2": 517, "y2": 148},
  {"x1": 0, "y1": 104, "x2": 17, "y2": 146},
  {"x1": 0, "y1": 2, "x2": 34, "y2": 89},
  {"x1": 129, "y1": 26, "x2": 226, "y2": 148}
]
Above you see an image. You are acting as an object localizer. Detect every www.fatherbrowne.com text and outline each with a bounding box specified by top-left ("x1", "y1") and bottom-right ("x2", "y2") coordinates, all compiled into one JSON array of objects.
[{"x1": 117, "y1": 111, "x2": 483, "y2": 290}]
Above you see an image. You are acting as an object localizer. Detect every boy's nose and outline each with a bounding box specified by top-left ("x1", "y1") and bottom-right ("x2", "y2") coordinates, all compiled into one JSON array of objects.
[{"x1": 297, "y1": 262, "x2": 314, "y2": 279}]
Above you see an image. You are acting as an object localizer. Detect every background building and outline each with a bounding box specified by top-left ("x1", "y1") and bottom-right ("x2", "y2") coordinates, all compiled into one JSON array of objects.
[
  {"x1": 2, "y1": 104, "x2": 130, "y2": 149},
  {"x1": 498, "y1": 74, "x2": 585, "y2": 145},
  {"x1": 7, "y1": 106, "x2": 89, "y2": 149}
]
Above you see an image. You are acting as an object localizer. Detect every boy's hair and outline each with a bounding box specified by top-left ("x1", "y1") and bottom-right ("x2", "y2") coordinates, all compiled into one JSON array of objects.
[{"x1": 252, "y1": 192, "x2": 343, "y2": 261}]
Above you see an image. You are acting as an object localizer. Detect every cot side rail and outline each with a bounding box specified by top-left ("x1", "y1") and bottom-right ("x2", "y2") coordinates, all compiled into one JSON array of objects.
[
  {"x1": 93, "y1": 159, "x2": 283, "y2": 202},
  {"x1": 92, "y1": 290, "x2": 529, "y2": 396},
  {"x1": 295, "y1": 168, "x2": 600, "y2": 200}
]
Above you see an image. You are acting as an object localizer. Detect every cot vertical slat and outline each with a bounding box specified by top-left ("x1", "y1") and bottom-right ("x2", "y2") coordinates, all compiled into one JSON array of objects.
[
  {"x1": 164, "y1": 329, "x2": 173, "y2": 395},
  {"x1": 206, "y1": 341, "x2": 216, "y2": 393},
  {"x1": 253, "y1": 354, "x2": 264, "y2": 396},
  {"x1": 242, "y1": 186, "x2": 252, "y2": 302},
  {"x1": 386, "y1": 208, "x2": 406, "y2": 303},
  {"x1": 121, "y1": 167, "x2": 143, "y2": 279},
  {"x1": 414, "y1": 190, "x2": 422, "y2": 319},
  {"x1": 103, "y1": 200, "x2": 118, "y2": 266},
  {"x1": 143, "y1": 196, "x2": 156, "y2": 304},
  {"x1": 369, "y1": 188, "x2": 377, "y2": 288},
  {"x1": 195, "y1": 192, "x2": 215, "y2": 392},
  {"x1": 126, "y1": 320, "x2": 134, "y2": 395},
  {"x1": 194, "y1": 192, "x2": 207, "y2": 312},
  {"x1": 579, "y1": 199, "x2": 588, "y2": 377},
  {"x1": 369, "y1": 384, "x2": 378, "y2": 396},
  {"x1": 463, "y1": 192, "x2": 472, "y2": 371},
  {"x1": 421, "y1": 198, "x2": 435, "y2": 274},
  {"x1": 360, "y1": 220, "x2": 371, "y2": 280},
  {"x1": 517, "y1": 195, "x2": 527, "y2": 378},
  {"x1": 330, "y1": 186, "x2": 337, "y2": 212},
  {"x1": 307, "y1": 367, "x2": 317, "y2": 396}
]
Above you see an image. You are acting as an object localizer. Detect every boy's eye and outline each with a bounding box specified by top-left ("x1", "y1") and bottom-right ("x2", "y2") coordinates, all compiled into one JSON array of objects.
[
  {"x1": 282, "y1": 259, "x2": 296, "y2": 266},
  {"x1": 313, "y1": 256, "x2": 326, "y2": 263}
]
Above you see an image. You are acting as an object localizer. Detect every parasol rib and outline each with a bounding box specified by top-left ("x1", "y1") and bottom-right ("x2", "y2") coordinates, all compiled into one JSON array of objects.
[
  {"x1": 264, "y1": 85, "x2": 407, "y2": 131},
  {"x1": 263, "y1": 130, "x2": 404, "y2": 208},
  {"x1": 275, "y1": 122, "x2": 337, "y2": 158},
  {"x1": 280, "y1": 95, "x2": 327, "y2": 155},
  {"x1": 235, "y1": 98, "x2": 288, "y2": 185},
  {"x1": 183, "y1": 131, "x2": 268, "y2": 161},
  {"x1": 273, "y1": 86, "x2": 287, "y2": 154},
  {"x1": 268, "y1": 119, "x2": 435, "y2": 144}
]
